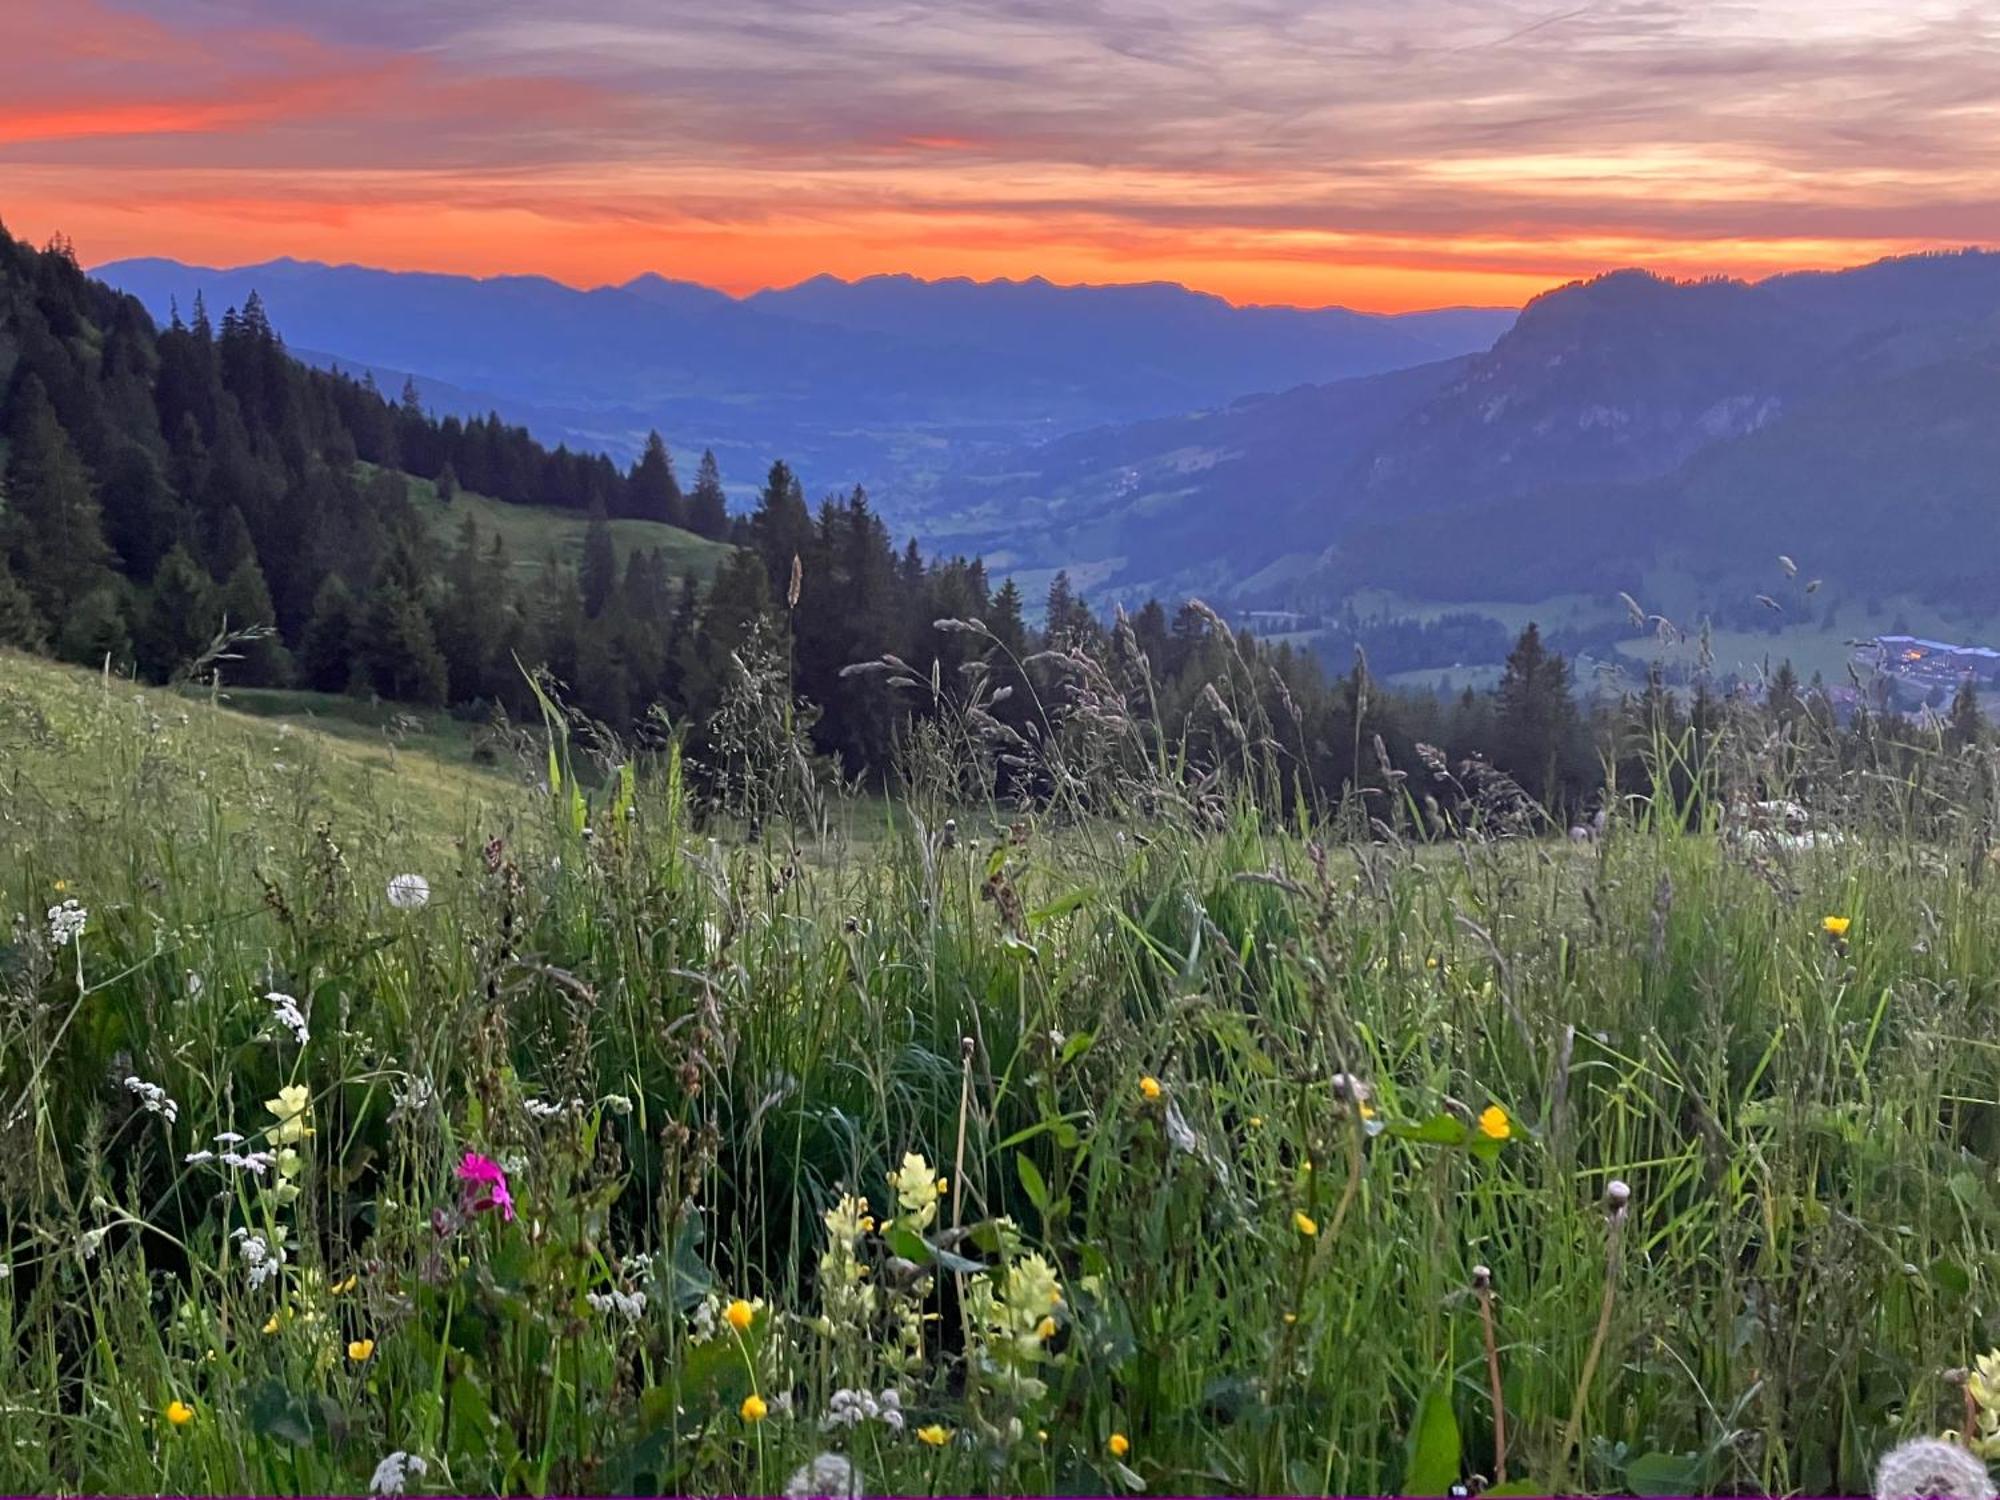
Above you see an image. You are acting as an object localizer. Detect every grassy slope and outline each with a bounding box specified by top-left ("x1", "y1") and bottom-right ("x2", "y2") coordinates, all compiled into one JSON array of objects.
[
  {"x1": 364, "y1": 463, "x2": 737, "y2": 583},
  {"x1": 0, "y1": 651, "x2": 527, "y2": 864}
]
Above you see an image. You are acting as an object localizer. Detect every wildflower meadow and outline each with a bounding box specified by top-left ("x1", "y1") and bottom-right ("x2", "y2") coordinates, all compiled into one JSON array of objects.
[{"x1": 4, "y1": 646, "x2": 2000, "y2": 1497}]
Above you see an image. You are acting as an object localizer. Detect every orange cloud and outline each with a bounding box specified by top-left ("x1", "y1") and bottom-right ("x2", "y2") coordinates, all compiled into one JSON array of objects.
[{"x1": 4, "y1": 0, "x2": 1996, "y2": 311}]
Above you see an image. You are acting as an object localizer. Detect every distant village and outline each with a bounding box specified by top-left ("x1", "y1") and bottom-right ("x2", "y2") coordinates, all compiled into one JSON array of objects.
[{"x1": 1854, "y1": 634, "x2": 2000, "y2": 700}]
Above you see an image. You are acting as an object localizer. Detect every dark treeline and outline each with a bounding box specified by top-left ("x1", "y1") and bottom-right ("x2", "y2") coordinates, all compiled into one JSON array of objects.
[{"x1": 3, "y1": 225, "x2": 1983, "y2": 825}]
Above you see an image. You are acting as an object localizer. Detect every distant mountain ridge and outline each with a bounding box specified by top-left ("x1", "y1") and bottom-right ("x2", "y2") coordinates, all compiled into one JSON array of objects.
[
  {"x1": 932, "y1": 249, "x2": 2000, "y2": 612},
  {"x1": 91, "y1": 256, "x2": 1516, "y2": 505}
]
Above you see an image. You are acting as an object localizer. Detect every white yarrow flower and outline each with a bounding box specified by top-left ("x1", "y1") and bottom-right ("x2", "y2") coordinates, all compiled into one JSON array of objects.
[
  {"x1": 47, "y1": 899, "x2": 86, "y2": 947},
  {"x1": 266, "y1": 991, "x2": 310, "y2": 1046},
  {"x1": 370, "y1": 1451, "x2": 429, "y2": 1497},
  {"x1": 585, "y1": 1288, "x2": 648, "y2": 1322},
  {"x1": 387, "y1": 874, "x2": 431, "y2": 911},
  {"x1": 123, "y1": 1075, "x2": 179, "y2": 1124}
]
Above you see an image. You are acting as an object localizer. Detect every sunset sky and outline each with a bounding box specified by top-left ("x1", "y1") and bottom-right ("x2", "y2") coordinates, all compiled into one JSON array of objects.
[{"x1": 3, "y1": 0, "x2": 1997, "y2": 311}]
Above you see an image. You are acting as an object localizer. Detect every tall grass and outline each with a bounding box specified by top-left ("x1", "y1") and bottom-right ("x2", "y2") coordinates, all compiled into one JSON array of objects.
[{"x1": 2, "y1": 647, "x2": 1998, "y2": 1496}]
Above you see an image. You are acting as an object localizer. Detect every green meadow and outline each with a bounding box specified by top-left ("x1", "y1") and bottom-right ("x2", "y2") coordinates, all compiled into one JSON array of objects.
[{"x1": 3, "y1": 649, "x2": 1999, "y2": 1496}]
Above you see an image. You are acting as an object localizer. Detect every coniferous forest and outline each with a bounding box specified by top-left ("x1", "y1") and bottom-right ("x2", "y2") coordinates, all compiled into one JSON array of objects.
[{"x1": 5, "y1": 221, "x2": 1963, "y2": 826}]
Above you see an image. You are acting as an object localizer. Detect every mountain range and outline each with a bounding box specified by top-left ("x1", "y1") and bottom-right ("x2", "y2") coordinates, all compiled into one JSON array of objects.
[
  {"x1": 935, "y1": 250, "x2": 2000, "y2": 618},
  {"x1": 90, "y1": 257, "x2": 1514, "y2": 502}
]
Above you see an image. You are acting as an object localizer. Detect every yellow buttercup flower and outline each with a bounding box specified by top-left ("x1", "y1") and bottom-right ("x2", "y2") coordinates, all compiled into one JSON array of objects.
[
  {"x1": 725, "y1": 1298, "x2": 755, "y2": 1333},
  {"x1": 1035, "y1": 1315, "x2": 1058, "y2": 1340},
  {"x1": 1139, "y1": 1075, "x2": 1162, "y2": 1102},
  {"x1": 1293, "y1": 1210, "x2": 1319, "y2": 1237},
  {"x1": 1823, "y1": 915, "x2": 1852, "y2": 938},
  {"x1": 165, "y1": 1400, "x2": 194, "y2": 1427},
  {"x1": 347, "y1": 1338, "x2": 375, "y2": 1362},
  {"x1": 330, "y1": 1273, "x2": 358, "y2": 1295},
  {"x1": 1479, "y1": 1105, "x2": 1512, "y2": 1141},
  {"x1": 917, "y1": 1424, "x2": 949, "y2": 1446},
  {"x1": 740, "y1": 1393, "x2": 768, "y2": 1422},
  {"x1": 262, "y1": 1313, "x2": 282, "y2": 1335},
  {"x1": 1109, "y1": 1432, "x2": 1131, "y2": 1457}
]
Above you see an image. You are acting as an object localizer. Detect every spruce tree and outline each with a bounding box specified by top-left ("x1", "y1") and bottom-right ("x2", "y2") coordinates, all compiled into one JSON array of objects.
[
  {"x1": 1494, "y1": 622, "x2": 1577, "y2": 810},
  {"x1": 136, "y1": 544, "x2": 220, "y2": 680},
  {"x1": 0, "y1": 556, "x2": 48, "y2": 650},
  {"x1": 300, "y1": 576, "x2": 361, "y2": 693},
  {"x1": 628, "y1": 431, "x2": 684, "y2": 526},
  {"x1": 580, "y1": 500, "x2": 618, "y2": 617},
  {"x1": 3, "y1": 374, "x2": 116, "y2": 617},
  {"x1": 216, "y1": 553, "x2": 295, "y2": 686},
  {"x1": 1949, "y1": 677, "x2": 1986, "y2": 749},
  {"x1": 687, "y1": 450, "x2": 730, "y2": 539}
]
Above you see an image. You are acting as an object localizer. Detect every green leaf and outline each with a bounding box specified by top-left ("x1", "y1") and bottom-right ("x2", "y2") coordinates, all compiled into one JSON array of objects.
[
  {"x1": 1028, "y1": 888, "x2": 1093, "y2": 925},
  {"x1": 926, "y1": 1241, "x2": 986, "y2": 1275},
  {"x1": 1392, "y1": 1113, "x2": 1470, "y2": 1147},
  {"x1": 1481, "y1": 1481, "x2": 1549, "y2": 1496},
  {"x1": 1401, "y1": 1378, "x2": 1461, "y2": 1497},
  {"x1": 1059, "y1": 1030, "x2": 1097, "y2": 1067},
  {"x1": 245, "y1": 1379, "x2": 316, "y2": 1449},
  {"x1": 1016, "y1": 1152, "x2": 1051, "y2": 1213},
  {"x1": 1625, "y1": 1450, "x2": 1703, "y2": 1496},
  {"x1": 888, "y1": 1224, "x2": 931, "y2": 1265},
  {"x1": 1933, "y1": 1257, "x2": 1972, "y2": 1296}
]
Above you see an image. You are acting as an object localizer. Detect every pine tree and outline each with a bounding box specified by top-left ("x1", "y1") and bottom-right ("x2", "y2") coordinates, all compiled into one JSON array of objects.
[
  {"x1": 1494, "y1": 622, "x2": 1577, "y2": 810},
  {"x1": 436, "y1": 460, "x2": 458, "y2": 504},
  {"x1": 0, "y1": 556, "x2": 48, "y2": 650},
  {"x1": 1949, "y1": 677, "x2": 1986, "y2": 749},
  {"x1": 97, "y1": 443, "x2": 182, "y2": 582},
  {"x1": 748, "y1": 461, "x2": 813, "y2": 599},
  {"x1": 300, "y1": 576, "x2": 361, "y2": 693},
  {"x1": 3, "y1": 374, "x2": 116, "y2": 617},
  {"x1": 580, "y1": 500, "x2": 618, "y2": 617},
  {"x1": 54, "y1": 584, "x2": 134, "y2": 670},
  {"x1": 216, "y1": 553, "x2": 295, "y2": 686},
  {"x1": 687, "y1": 450, "x2": 729, "y2": 539},
  {"x1": 362, "y1": 586, "x2": 449, "y2": 705},
  {"x1": 627, "y1": 431, "x2": 685, "y2": 526},
  {"x1": 136, "y1": 543, "x2": 220, "y2": 680}
]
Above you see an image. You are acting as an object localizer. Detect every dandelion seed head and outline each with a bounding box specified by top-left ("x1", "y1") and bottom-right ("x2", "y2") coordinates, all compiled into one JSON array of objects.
[{"x1": 386, "y1": 873, "x2": 431, "y2": 910}]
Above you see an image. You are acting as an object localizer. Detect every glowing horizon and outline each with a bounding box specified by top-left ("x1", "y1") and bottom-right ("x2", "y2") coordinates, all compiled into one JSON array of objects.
[{"x1": 3, "y1": 0, "x2": 1997, "y2": 314}]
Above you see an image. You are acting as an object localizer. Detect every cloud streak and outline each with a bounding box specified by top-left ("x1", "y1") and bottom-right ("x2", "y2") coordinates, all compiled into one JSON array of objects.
[{"x1": 3, "y1": 0, "x2": 1996, "y2": 307}]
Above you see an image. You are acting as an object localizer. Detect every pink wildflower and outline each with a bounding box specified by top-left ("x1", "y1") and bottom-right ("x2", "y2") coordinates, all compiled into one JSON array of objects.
[{"x1": 456, "y1": 1152, "x2": 515, "y2": 1222}]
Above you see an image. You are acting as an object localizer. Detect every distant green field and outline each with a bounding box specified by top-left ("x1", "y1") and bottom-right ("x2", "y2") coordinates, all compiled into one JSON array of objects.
[{"x1": 360, "y1": 463, "x2": 737, "y2": 583}]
